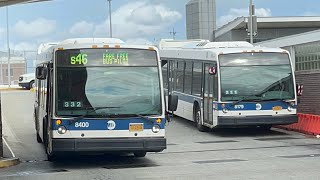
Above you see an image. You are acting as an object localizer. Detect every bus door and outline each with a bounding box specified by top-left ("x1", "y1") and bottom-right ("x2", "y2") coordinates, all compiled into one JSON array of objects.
[
  {"x1": 46, "y1": 63, "x2": 53, "y2": 119},
  {"x1": 203, "y1": 63, "x2": 216, "y2": 125},
  {"x1": 168, "y1": 60, "x2": 175, "y2": 96}
]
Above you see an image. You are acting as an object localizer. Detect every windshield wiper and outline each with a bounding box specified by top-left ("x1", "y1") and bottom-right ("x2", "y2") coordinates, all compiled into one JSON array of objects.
[
  {"x1": 68, "y1": 106, "x2": 121, "y2": 125},
  {"x1": 123, "y1": 114, "x2": 159, "y2": 123},
  {"x1": 259, "y1": 98, "x2": 289, "y2": 103},
  {"x1": 232, "y1": 96, "x2": 262, "y2": 106}
]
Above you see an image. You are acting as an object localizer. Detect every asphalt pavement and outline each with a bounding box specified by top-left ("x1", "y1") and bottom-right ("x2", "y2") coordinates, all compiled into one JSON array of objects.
[{"x1": 0, "y1": 91, "x2": 320, "y2": 180}]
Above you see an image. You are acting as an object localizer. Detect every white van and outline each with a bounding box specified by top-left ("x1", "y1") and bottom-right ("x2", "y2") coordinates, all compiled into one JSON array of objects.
[{"x1": 18, "y1": 73, "x2": 35, "y2": 90}]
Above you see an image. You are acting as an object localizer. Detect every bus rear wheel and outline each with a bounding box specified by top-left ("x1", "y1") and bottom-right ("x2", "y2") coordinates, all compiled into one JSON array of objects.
[
  {"x1": 47, "y1": 153, "x2": 58, "y2": 161},
  {"x1": 259, "y1": 125, "x2": 272, "y2": 131},
  {"x1": 134, "y1": 151, "x2": 147, "y2": 158},
  {"x1": 36, "y1": 132, "x2": 42, "y2": 143},
  {"x1": 194, "y1": 106, "x2": 208, "y2": 132}
]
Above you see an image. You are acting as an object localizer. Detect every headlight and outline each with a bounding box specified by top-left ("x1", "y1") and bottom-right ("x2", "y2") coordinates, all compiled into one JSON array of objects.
[
  {"x1": 152, "y1": 125, "x2": 160, "y2": 133},
  {"x1": 287, "y1": 106, "x2": 294, "y2": 112},
  {"x1": 222, "y1": 108, "x2": 228, "y2": 114},
  {"x1": 57, "y1": 126, "x2": 67, "y2": 134}
]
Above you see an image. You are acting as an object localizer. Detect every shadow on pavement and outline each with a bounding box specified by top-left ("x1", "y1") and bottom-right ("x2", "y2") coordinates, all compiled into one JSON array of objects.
[
  {"x1": 171, "y1": 115, "x2": 291, "y2": 138},
  {"x1": 50, "y1": 153, "x2": 159, "y2": 170}
]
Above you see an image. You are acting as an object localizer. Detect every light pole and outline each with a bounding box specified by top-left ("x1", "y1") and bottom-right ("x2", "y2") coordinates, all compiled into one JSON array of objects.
[
  {"x1": 249, "y1": 0, "x2": 253, "y2": 44},
  {"x1": 107, "y1": 0, "x2": 113, "y2": 38},
  {"x1": 6, "y1": 6, "x2": 11, "y2": 87}
]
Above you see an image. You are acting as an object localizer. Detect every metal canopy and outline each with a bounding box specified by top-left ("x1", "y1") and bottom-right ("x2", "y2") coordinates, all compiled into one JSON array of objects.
[{"x1": 0, "y1": 0, "x2": 50, "y2": 7}]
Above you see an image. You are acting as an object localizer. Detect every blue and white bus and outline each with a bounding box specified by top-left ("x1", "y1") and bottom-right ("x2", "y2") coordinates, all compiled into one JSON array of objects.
[
  {"x1": 159, "y1": 39, "x2": 300, "y2": 131},
  {"x1": 34, "y1": 38, "x2": 177, "y2": 160}
]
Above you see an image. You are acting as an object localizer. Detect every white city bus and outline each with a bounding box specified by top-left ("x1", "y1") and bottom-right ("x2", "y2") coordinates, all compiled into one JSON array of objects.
[
  {"x1": 159, "y1": 39, "x2": 301, "y2": 131},
  {"x1": 34, "y1": 38, "x2": 177, "y2": 160}
]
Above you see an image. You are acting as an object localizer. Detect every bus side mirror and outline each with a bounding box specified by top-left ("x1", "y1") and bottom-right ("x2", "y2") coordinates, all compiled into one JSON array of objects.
[
  {"x1": 296, "y1": 84, "x2": 303, "y2": 96},
  {"x1": 36, "y1": 67, "x2": 47, "y2": 80},
  {"x1": 168, "y1": 94, "x2": 178, "y2": 111}
]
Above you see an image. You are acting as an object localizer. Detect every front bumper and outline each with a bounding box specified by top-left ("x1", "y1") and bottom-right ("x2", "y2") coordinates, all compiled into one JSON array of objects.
[
  {"x1": 218, "y1": 115, "x2": 298, "y2": 126},
  {"x1": 52, "y1": 137, "x2": 166, "y2": 153},
  {"x1": 18, "y1": 82, "x2": 29, "y2": 88}
]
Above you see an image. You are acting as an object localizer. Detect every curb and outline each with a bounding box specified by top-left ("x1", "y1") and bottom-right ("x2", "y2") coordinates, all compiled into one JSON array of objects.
[
  {"x1": 0, "y1": 88, "x2": 24, "y2": 91},
  {"x1": 0, "y1": 157, "x2": 20, "y2": 168}
]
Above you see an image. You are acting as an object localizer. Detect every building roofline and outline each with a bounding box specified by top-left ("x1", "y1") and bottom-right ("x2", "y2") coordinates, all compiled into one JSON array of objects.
[
  {"x1": 255, "y1": 29, "x2": 320, "y2": 48},
  {"x1": 215, "y1": 16, "x2": 320, "y2": 39}
]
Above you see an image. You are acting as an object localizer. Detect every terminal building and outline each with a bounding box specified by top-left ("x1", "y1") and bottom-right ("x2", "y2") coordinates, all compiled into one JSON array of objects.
[
  {"x1": 186, "y1": 0, "x2": 320, "y2": 115},
  {"x1": 0, "y1": 51, "x2": 27, "y2": 85}
]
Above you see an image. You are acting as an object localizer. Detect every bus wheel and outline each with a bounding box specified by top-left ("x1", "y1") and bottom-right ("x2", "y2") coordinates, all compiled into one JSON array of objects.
[
  {"x1": 194, "y1": 106, "x2": 208, "y2": 132},
  {"x1": 29, "y1": 80, "x2": 35, "y2": 90},
  {"x1": 259, "y1": 125, "x2": 272, "y2": 131},
  {"x1": 36, "y1": 132, "x2": 42, "y2": 143},
  {"x1": 43, "y1": 118, "x2": 47, "y2": 147},
  {"x1": 47, "y1": 153, "x2": 58, "y2": 162},
  {"x1": 134, "y1": 151, "x2": 147, "y2": 158}
]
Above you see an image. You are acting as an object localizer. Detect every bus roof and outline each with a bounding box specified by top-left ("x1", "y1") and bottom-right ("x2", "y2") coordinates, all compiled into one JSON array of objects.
[
  {"x1": 38, "y1": 38, "x2": 158, "y2": 55},
  {"x1": 159, "y1": 39, "x2": 253, "y2": 49},
  {"x1": 159, "y1": 39, "x2": 288, "y2": 60}
]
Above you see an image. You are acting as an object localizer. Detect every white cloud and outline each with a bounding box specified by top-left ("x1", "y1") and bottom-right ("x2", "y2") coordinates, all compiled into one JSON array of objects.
[
  {"x1": 13, "y1": 18, "x2": 57, "y2": 39},
  {"x1": 94, "y1": 1, "x2": 182, "y2": 39},
  {"x1": 69, "y1": 21, "x2": 94, "y2": 35},
  {"x1": 217, "y1": 8, "x2": 272, "y2": 27}
]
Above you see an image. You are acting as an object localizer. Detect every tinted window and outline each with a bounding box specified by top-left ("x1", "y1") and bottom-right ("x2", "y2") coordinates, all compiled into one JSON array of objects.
[
  {"x1": 176, "y1": 61, "x2": 185, "y2": 92},
  {"x1": 192, "y1": 62, "x2": 202, "y2": 96},
  {"x1": 184, "y1": 61, "x2": 193, "y2": 95}
]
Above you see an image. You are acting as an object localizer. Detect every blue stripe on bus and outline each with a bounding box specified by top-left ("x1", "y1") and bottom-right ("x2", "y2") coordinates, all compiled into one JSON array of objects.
[
  {"x1": 217, "y1": 101, "x2": 295, "y2": 111},
  {"x1": 167, "y1": 90, "x2": 296, "y2": 111},
  {"x1": 52, "y1": 118, "x2": 165, "y2": 130}
]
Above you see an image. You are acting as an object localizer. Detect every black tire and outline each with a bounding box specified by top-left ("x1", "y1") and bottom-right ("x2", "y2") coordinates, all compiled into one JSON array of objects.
[
  {"x1": 47, "y1": 153, "x2": 58, "y2": 162},
  {"x1": 43, "y1": 117, "x2": 57, "y2": 161},
  {"x1": 43, "y1": 118, "x2": 48, "y2": 147},
  {"x1": 134, "y1": 151, "x2": 147, "y2": 158},
  {"x1": 259, "y1": 125, "x2": 272, "y2": 131},
  {"x1": 194, "y1": 105, "x2": 208, "y2": 132},
  {"x1": 36, "y1": 132, "x2": 42, "y2": 143},
  {"x1": 28, "y1": 81, "x2": 35, "y2": 90}
]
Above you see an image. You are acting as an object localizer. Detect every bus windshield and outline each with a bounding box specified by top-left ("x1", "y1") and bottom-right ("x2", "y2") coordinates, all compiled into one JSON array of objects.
[
  {"x1": 55, "y1": 49, "x2": 162, "y2": 117},
  {"x1": 219, "y1": 53, "x2": 295, "y2": 102}
]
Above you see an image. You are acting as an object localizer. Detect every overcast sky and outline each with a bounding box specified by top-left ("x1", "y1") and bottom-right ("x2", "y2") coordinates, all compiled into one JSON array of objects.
[{"x1": 0, "y1": 0, "x2": 319, "y2": 52}]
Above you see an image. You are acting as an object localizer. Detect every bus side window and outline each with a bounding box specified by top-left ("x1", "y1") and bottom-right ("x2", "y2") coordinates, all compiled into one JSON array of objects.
[
  {"x1": 192, "y1": 62, "x2": 202, "y2": 97},
  {"x1": 184, "y1": 61, "x2": 193, "y2": 95},
  {"x1": 169, "y1": 60, "x2": 175, "y2": 92},
  {"x1": 176, "y1": 61, "x2": 185, "y2": 92},
  {"x1": 162, "y1": 61, "x2": 168, "y2": 89}
]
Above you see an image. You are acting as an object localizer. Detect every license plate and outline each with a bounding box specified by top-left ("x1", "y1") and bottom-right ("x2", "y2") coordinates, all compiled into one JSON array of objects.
[
  {"x1": 129, "y1": 124, "x2": 143, "y2": 132},
  {"x1": 272, "y1": 106, "x2": 282, "y2": 111}
]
